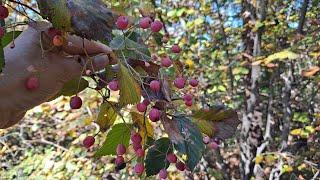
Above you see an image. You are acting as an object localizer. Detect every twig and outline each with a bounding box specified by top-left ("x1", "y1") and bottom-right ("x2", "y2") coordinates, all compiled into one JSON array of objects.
[{"x1": 7, "y1": 0, "x2": 41, "y2": 16}]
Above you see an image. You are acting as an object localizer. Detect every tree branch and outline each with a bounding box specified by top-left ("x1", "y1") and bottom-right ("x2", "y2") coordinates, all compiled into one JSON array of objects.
[{"x1": 297, "y1": 0, "x2": 309, "y2": 34}]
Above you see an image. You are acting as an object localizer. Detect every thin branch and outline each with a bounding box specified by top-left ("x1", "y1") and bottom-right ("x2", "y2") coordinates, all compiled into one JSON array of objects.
[
  {"x1": 297, "y1": 0, "x2": 309, "y2": 34},
  {"x1": 7, "y1": 0, "x2": 41, "y2": 16}
]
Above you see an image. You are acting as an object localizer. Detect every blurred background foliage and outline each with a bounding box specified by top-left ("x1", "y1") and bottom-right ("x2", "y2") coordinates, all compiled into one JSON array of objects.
[{"x1": 0, "y1": 0, "x2": 320, "y2": 179}]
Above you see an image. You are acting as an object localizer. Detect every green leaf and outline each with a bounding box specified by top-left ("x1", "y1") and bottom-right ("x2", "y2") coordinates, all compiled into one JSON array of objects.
[
  {"x1": 118, "y1": 63, "x2": 141, "y2": 106},
  {"x1": 48, "y1": 78, "x2": 88, "y2": 101},
  {"x1": 96, "y1": 102, "x2": 118, "y2": 131},
  {"x1": 110, "y1": 35, "x2": 125, "y2": 50},
  {"x1": 153, "y1": 33, "x2": 163, "y2": 46},
  {"x1": 145, "y1": 138, "x2": 172, "y2": 176},
  {"x1": 95, "y1": 123, "x2": 131, "y2": 157},
  {"x1": 172, "y1": 116, "x2": 205, "y2": 171},
  {"x1": 0, "y1": 19, "x2": 5, "y2": 73},
  {"x1": 1, "y1": 31, "x2": 22, "y2": 47},
  {"x1": 125, "y1": 37, "x2": 151, "y2": 61}
]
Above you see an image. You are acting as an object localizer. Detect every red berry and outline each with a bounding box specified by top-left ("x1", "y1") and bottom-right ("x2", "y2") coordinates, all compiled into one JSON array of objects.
[
  {"x1": 83, "y1": 136, "x2": 95, "y2": 148},
  {"x1": 108, "y1": 80, "x2": 119, "y2": 91},
  {"x1": 208, "y1": 141, "x2": 219, "y2": 150},
  {"x1": 53, "y1": 35, "x2": 64, "y2": 47},
  {"x1": 137, "y1": 103, "x2": 147, "y2": 112},
  {"x1": 0, "y1": 27, "x2": 4, "y2": 38},
  {"x1": 136, "y1": 148, "x2": 145, "y2": 157},
  {"x1": 131, "y1": 132, "x2": 142, "y2": 144},
  {"x1": 166, "y1": 153, "x2": 177, "y2": 163},
  {"x1": 161, "y1": 57, "x2": 172, "y2": 68},
  {"x1": 70, "y1": 96, "x2": 82, "y2": 109},
  {"x1": 116, "y1": 144, "x2": 126, "y2": 155},
  {"x1": 183, "y1": 94, "x2": 192, "y2": 101},
  {"x1": 171, "y1": 44, "x2": 181, "y2": 53},
  {"x1": 150, "y1": 80, "x2": 161, "y2": 92},
  {"x1": 176, "y1": 161, "x2": 186, "y2": 171},
  {"x1": 189, "y1": 78, "x2": 199, "y2": 87},
  {"x1": 116, "y1": 16, "x2": 129, "y2": 30},
  {"x1": 185, "y1": 100, "x2": 193, "y2": 107},
  {"x1": 25, "y1": 76, "x2": 39, "y2": 91},
  {"x1": 174, "y1": 77, "x2": 186, "y2": 89},
  {"x1": 47, "y1": 27, "x2": 61, "y2": 39},
  {"x1": 149, "y1": 108, "x2": 161, "y2": 122},
  {"x1": 134, "y1": 163, "x2": 145, "y2": 174},
  {"x1": 139, "y1": 17, "x2": 152, "y2": 29},
  {"x1": 150, "y1": 20, "x2": 163, "y2": 32},
  {"x1": 115, "y1": 155, "x2": 125, "y2": 166},
  {"x1": 143, "y1": 99, "x2": 151, "y2": 106},
  {"x1": 159, "y1": 169, "x2": 168, "y2": 179},
  {"x1": 203, "y1": 136, "x2": 210, "y2": 144},
  {"x1": 133, "y1": 143, "x2": 142, "y2": 152},
  {"x1": 0, "y1": 5, "x2": 9, "y2": 19}
]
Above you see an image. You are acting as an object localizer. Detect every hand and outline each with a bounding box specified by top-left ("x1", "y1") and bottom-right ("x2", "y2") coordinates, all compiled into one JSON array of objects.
[{"x1": 0, "y1": 21, "x2": 115, "y2": 129}]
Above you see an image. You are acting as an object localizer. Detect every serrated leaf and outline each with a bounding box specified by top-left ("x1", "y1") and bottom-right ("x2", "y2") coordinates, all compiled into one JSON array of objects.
[
  {"x1": 131, "y1": 112, "x2": 154, "y2": 138},
  {"x1": 145, "y1": 138, "x2": 172, "y2": 176},
  {"x1": 96, "y1": 102, "x2": 118, "y2": 131},
  {"x1": 172, "y1": 116, "x2": 205, "y2": 170},
  {"x1": 118, "y1": 63, "x2": 141, "y2": 106},
  {"x1": 95, "y1": 123, "x2": 131, "y2": 157}
]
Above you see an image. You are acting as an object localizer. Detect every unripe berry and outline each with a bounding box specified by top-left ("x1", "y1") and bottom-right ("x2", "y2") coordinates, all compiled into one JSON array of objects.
[
  {"x1": 108, "y1": 80, "x2": 119, "y2": 91},
  {"x1": 189, "y1": 78, "x2": 199, "y2": 87},
  {"x1": 116, "y1": 144, "x2": 126, "y2": 155},
  {"x1": 166, "y1": 153, "x2": 177, "y2": 163},
  {"x1": 134, "y1": 163, "x2": 145, "y2": 175},
  {"x1": 176, "y1": 161, "x2": 186, "y2": 171},
  {"x1": 203, "y1": 136, "x2": 210, "y2": 144},
  {"x1": 131, "y1": 132, "x2": 142, "y2": 144},
  {"x1": 136, "y1": 148, "x2": 145, "y2": 157},
  {"x1": 70, "y1": 96, "x2": 82, "y2": 109},
  {"x1": 149, "y1": 108, "x2": 161, "y2": 122},
  {"x1": 159, "y1": 169, "x2": 168, "y2": 179},
  {"x1": 174, "y1": 77, "x2": 185, "y2": 89},
  {"x1": 139, "y1": 17, "x2": 152, "y2": 29},
  {"x1": 53, "y1": 35, "x2": 64, "y2": 47},
  {"x1": 133, "y1": 143, "x2": 142, "y2": 152},
  {"x1": 185, "y1": 100, "x2": 193, "y2": 107},
  {"x1": 208, "y1": 141, "x2": 219, "y2": 150},
  {"x1": 137, "y1": 102, "x2": 147, "y2": 112},
  {"x1": 150, "y1": 80, "x2": 161, "y2": 92},
  {"x1": 171, "y1": 44, "x2": 181, "y2": 53},
  {"x1": 143, "y1": 99, "x2": 151, "y2": 106},
  {"x1": 161, "y1": 57, "x2": 172, "y2": 68},
  {"x1": 150, "y1": 20, "x2": 163, "y2": 32},
  {"x1": 0, "y1": 5, "x2": 9, "y2": 19},
  {"x1": 25, "y1": 76, "x2": 39, "y2": 91},
  {"x1": 0, "y1": 27, "x2": 4, "y2": 38},
  {"x1": 116, "y1": 16, "x2": 129, "y2": 30},
  {"x1": 83, "y1": 136, "x2": 95, "y2": 148},
  {"x1": 115, "y1": 155, "x2": 125, "y2": 166},
  {"x1": 183, "y1": 94, "x2": 192, "y2": 102}
]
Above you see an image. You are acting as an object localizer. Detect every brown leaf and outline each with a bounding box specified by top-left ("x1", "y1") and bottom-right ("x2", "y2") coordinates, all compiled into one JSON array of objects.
[
  {"x1": 160, "y1": 114, "x2": 184, "y2": 144},
  {"x1": 301, "y1": 66, "x2": 320, "y2": 77}
]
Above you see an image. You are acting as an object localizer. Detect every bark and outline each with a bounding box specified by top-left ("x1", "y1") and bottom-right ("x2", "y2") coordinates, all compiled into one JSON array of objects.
[{"x1": 297, "y1": 0, "x2": 309, "y2": 34}]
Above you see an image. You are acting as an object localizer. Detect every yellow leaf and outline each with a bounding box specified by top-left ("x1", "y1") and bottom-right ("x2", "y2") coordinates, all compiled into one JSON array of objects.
[
  {"x1": 118, "y1": 63, "x2": 142, "y2": 106},
  {"x1": 131, "y1": 112, "x2": 154, "y2": 144},
  {"x1": 185, "y1": 59, "x2": 195, "y2": 69},
  {"x1": 96, "y1": 102, "x2": 118, "y2": 131},
  {"x1": 290, "y1": 128, "x2": 302, "y2": 136},
  {"x1": 305, "y1": 126, "x2": 315, "y2": 134},
  {"x1": 255, "y1": 155, "x2": 264, "y2": 164},
  {"x1": 263, "y1": 50, "x2": 299, "y2": 64}
]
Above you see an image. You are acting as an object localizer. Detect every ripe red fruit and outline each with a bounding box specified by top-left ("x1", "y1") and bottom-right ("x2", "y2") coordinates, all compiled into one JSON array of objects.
[
  {"x1": 0, "y1": 27, "x2": 4, "y2": 38},
  {"x1": 139, "y1": 17, "x2": 152, "y2": 29},
  {"x1": 131, "y1": 132, "x2": 142, "y2": 144},
  {"x1": 137, "y1": 102, "x2": 147, "y2": 112},
  {"x1": 208, "y1": 141, "x2": 219, "y2": 150},
  {"x1": 185, "y1": 100, "x2": 193, "y2": 107},
  {"x1": 116, "y1": 16, "x2": 129, "y2": 30},
  {"x1": 149, "y1": 108, "x2": 161, "y2": 122},
  {"x1": 115, "y1": 155, "x2": 125, "y2": 166},
  {"x1": 159, "y1": 169, "x2": 168, "y2": 179},
  {"x1": 171, "y1": 44, "x2": 181, "y2": 53},
  {"x1": 0, "y1": 5, "x2": 9, "y2": 19},
  {"x1": 143, "y1": 99, "x2": 151, "y2": 106},
  {"x1": 116, "y1": 144, "x2": 126, "y2": 155},
  {"x1": 70, "y1": 96, "x2": 82, "y2": 109},
  {"x1": 166, "y1": 153, "x2": 177, "y2": 163},
  {"x1": 53, "y1": 35, "x2": 64, "y2": 47},
  {"x1": 150, "y1": 80, "x2": 161, "y2": 92},
  {"x1": 203, "y1": 136, "x2": 210, "y2": 144},
  {"x1": 134, "y1": 163, "x2": 145, "y2": 175},
  {"x1": 25, "y1": 76, "x2": 39, "y2": 91},
  {"x1": 83, "y1": 136, "x2": 95, "y2": 148},
  {"x1": 174, "y1": 77, "x2": 186, "y2": 89},
  {"x1": 150, "y1": 20, "x2": 163, "y2": 32},
  {"x1": 47, "y1": 27, "x2": 62, "y2": 39},
  {"x1": 176, "y1": 161, "x2": 186, "y2": 171},
  {"x1": 161, "y1": 57, "x2": 172, "y2": 68},
  {"x1": 183, "y1": 94, "x2": 192, "y2": 102},
  {"x1": 136, "y1": 148, "x2": 145, "y2": 157},
  {"x1": 133, "y1": 143, "x2": 142, "y2": 152},
  {"x1": 189, "y1": 78, "x2": 199, "y2": 87},
  {"x1": 108, "y1": 80, "x2": 119, "y2": 91}
]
